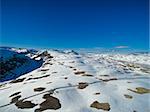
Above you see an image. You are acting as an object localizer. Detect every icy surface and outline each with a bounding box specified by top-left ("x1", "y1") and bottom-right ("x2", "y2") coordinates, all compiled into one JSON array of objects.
[{"x1": 0, "y1": 47, "x2": 149, "y2": 112}]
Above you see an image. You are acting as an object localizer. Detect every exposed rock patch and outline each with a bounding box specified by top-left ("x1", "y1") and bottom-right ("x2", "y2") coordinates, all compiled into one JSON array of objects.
[
  {"x1": 78, "y1": 82, "x2": 89, "y2": 89},
  {"x1": 10, "y1": 95, "x2": 21, "y2": 103},
  {"x1": 69, "y1": 66, "x2": 74, "y2": 68},
  {"x1": 82, "y1": 74, "x2": 93, "y2": 77},
  {"x1": 15, "y1": 100, "x2": 37, "y2": 109},
  {"x1": 100, "y1": 75, "x2": 109, "y2": 77},
  {"x1": 94, "y1": 92, "x2": 100, "y2": 95},
  {"x1": 34, "y1": 87, "x2": 46, "y2": 92},
  {"x1": 64, "y1": 77, "x2": 68, "y2": 79},
  {"x1": 40, "y1": 69, "x2": 49, "y2": 71},
  {"x1": 128, "y1": 87, "x2": 150, "y2": 94},
  {"x1": 100, "y1": 78, "x2": 118, "y2": 82},
  {"x1": 90, "y1": 101, "x2": 110, "y2": 111},
  {"x1": 27, "y1": 75, "x2": 50, "y2": 81},
  {"x1": 74, "y1": 71, "x2": 85, "y2": 75},
  {"x1": 9, "y1": 92, "x2": 21, "y2": 97},
  {"x1": 35, "y1": 94, "x2": 61, "y2": 111},
  {"x1": 73, "y1": 68, "x2": 77, "y2": 71},
  {"x1": 124, "y1": 94, "x2": 133, "y2": 99},
  {"x1": 10, "y1": 78, "x2": 25, "y2": 83}
]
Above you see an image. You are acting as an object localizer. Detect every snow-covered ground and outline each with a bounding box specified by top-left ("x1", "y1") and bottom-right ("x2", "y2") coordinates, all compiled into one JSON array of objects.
[{"x1": 0, "y1": 47, "x2": 150, "y2": 112}]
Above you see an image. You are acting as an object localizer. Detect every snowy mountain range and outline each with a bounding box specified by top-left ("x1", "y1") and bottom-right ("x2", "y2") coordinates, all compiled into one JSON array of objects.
[{"x1": 0, "y1": 47, "x2": 150, "y2": 112}]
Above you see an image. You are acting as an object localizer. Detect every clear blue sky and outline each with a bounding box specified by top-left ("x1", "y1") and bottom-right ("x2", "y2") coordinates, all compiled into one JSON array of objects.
[{"x1": 1, "y1": 0, "x2": 149, "y2": 50}]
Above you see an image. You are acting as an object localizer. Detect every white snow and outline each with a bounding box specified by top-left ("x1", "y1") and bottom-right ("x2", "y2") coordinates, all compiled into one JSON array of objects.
[{"x1": 0, "y1": 47, "x2": 149, "y2": 112}]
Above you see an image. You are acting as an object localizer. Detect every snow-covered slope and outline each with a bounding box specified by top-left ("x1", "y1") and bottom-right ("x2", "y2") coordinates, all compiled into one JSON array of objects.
[
  {"x1": 0, "y1": 47, "x2": 43, "y2": 82},
  {"x1": 0, "y1": 47, "x2": 149, "y2": 112}
]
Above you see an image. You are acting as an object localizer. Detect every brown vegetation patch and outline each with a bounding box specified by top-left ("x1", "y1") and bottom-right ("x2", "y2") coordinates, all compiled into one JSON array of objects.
[
  {"x1": 78, "y1": 82, "x2": 89, "y2": 89},
  {"x1": 124, "y1": 94, "x2": 133, "y2": 99},
  {"x1": 90, "y1": 101, "x2": 110, "y2": 111},
  {"x1": 10, "y1": 78, "x2": 26, "y2": 83},
  {"x1": 35, "y1": 94, "x2": 61, "y2": 111},
  {"x1": 15, "y1": 100, "x2": 37, "y2": 109},
  {"x1": 34, "y1": 87, "x2": 46, "y2": 92},
  {"x1": 9, "y1": 92, "x2": 21, "y2": 97},
  {"x1": 128, "y1": 87, "x2": 150, "y2": 94}
]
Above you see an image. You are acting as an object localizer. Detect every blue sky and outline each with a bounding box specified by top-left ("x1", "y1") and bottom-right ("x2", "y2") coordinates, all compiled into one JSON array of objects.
[{"x1": 1, "y1": 0, "x2": 149, "y2": 50}]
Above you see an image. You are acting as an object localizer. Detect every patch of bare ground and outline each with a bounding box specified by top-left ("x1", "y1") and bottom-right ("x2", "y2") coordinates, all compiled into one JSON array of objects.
[
  {"x1": 74, "y1": 71, "x2": 93, "y2": 77},
  {"x1": 128, "y1": 87, "x2": 150, "y2": 94},
  {"x1": 74, "y1": 71, "x2": 85, "y2": 75},
  {"x1": 10, "y1": 95, "x2": 21, "y2": 103},
  {"x1": 100, "y1": 75, "x2": 109, "y2": 77},
  {"x1": 27, "y1": 75, "x2": 50, "y2": 81},
  {"x1": 9, "y1": 92, "x2": 21, "y2": 97},
  {"x1": 94, "y1": 92, "x2": 100, "y2": 95},
  {"x1": 98, "y1": 78, "x2": 118, "y2": 82},
  {"x1": 15, "y1": 100, "x2": 37, "y2": 109},
  {"x1": 43, "y1": 62, "x2": 53, "y2": 65},
  {"x1": 10, "y1": 78, "x2": 26, "y2": 83},
  {"x1": 82, "y1": 74, "x2": 93, "y2": 77},
  {"x1": 90, "y1": 101, "x2": 110, "y2": 111},
  {"x1": 69, "y1": 66, "x2": 74, "y2": 68},
  {"x1": 40, "y1": 69, "x2": 49, "y2": 71},
  {"x1": 73, "y1": 68, "x2": 77, "y2": 71},
  {"x1": 78, "y1": 82, "x2": 89, "y2": 89},
  {"x1": 35, "y1": 94, "x2": 61, "y2": 111},
  {"x1": 64, "y1": 77, "x2": 68, "y2": 79},
  {"x1": 34, "y1": 87, "x2": 46, "y2": 92},
  {"x1": 124, "y1": 94, "x2": 133, "y2": 99}
]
